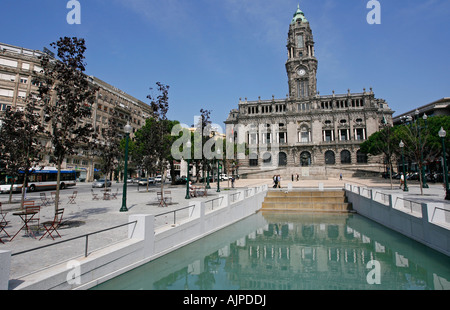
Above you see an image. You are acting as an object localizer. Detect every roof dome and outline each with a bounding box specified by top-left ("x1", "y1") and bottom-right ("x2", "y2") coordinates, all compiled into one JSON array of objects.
[{"x1": 291, "y1": 4, "x2": 308, "y2": 24}]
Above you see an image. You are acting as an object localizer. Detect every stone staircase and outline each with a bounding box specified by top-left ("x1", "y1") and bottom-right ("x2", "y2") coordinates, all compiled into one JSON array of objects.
[{"x1": 261, "y1": 189, "x2": 353, "y2": 213}]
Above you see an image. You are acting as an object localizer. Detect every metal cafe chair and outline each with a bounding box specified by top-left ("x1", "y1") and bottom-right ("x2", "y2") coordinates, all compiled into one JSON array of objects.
[
  {"x1": 156, "y1": 192, "x2": 167, "y2": 207},
  {"x1": 0, "y1": 203, "x2": 10, "y2": 243},
  {"x1": 40, "y1": 193, "x2": 51, "y2": 206},
  {"x1": 0, "y1": 202, "x2": 8, "y2": 226},
  {"x1": 0, "y1": 222, "x2": 8, "y2": 243},
  {"x1": 67, "y1": 191, "x2": 77, "y2": 204},
  {"x1": 111, "y1": 188, "x2": 119, "y2": 200},
  {"x1": 164, "y1": 191, "x2": 172, "y2": 204},
  {"x1": 51, "y1": 192, "x2": 61, "y2": 204},
  {"x1": 91, "y1": 189, "x2": 99, "y2": 200},
  {"x1": 40, "y1": 208, "x2": 65, "y2": 241},
  {"x1": 25, "y1": 205, "x2": 41, "y2": 233}
]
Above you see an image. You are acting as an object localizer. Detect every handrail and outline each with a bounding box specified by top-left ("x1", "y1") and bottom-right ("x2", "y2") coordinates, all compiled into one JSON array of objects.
[
  {"x1": 154, "y1": 204, "x2": 196, "y2": 226},
  {"x1": 373, "y1": 190, "x2": 390, "y2": 204},
  {"x1": 430, "y1": 206, "x2": 450, "y2": 223},
  {"x1": 12, "y1": 220, "x2": 138, "y2": 258},
  {"x1": 230, "y1": 191, "x2": 241, "y2": 203},
  {"x1": 204, "y1": 196, "x2": 224, "y2": 211},
  {"x1": 394, "y1": 196, "x2": 422, "y2": 215}
]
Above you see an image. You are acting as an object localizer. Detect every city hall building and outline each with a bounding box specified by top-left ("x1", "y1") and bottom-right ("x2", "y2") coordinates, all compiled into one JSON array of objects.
[{"x1": 225, "y1": 6, "x2": 394, "y2": 179}]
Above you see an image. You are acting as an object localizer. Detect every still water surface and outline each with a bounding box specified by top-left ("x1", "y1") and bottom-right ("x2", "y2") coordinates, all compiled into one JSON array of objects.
[{"x1": 92, "y1": 212, "x2": 450, "y2": 290}]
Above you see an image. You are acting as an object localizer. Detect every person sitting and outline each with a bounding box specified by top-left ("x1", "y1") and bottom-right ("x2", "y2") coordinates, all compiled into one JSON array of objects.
[{"x1": 189, "y1": 181, "x2": 197, "y2": 197}]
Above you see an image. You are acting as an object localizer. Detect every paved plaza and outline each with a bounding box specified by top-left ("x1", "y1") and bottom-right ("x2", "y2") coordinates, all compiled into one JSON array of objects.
[{"x1": 1, "y1": 176, "x2": 449, "y2": 288}]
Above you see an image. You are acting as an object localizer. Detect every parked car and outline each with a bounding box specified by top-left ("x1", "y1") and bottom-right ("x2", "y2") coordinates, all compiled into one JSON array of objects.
[
  {"x1": 220, "y1": 174, "x2": 229, "y2": 181},
  {"x1": 155, "y1": 175, "x2": 162, "y2": 182},
  {"x1": 148, "y1": 177, "x2": 156, "y2": 184},
  {"x1": 137, "y1": 178, "x2": 149, "y2": 186},
  {"x1": 92, "y1": 179, "x2": 112, "y2": 188}
]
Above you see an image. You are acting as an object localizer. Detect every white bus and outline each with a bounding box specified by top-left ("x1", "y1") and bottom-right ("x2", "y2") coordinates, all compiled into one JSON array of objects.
[{"x1": 0, "y1": 167, "x2": 77, "y2": 193}]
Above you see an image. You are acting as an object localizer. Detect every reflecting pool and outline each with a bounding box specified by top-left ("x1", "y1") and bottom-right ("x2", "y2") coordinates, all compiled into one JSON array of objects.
[{"x1": 92, "y1": 212, "x2": 450, "y2": 290}]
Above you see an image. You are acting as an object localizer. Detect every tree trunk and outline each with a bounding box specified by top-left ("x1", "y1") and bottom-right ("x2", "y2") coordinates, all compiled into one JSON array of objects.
[
  {"x1": 20, "y1": 173, "x2": 28, "y2": 210},
  {"x1": 8, "y1": 181, "x2": 14, "y2": 204},
  {"x1": 55, "y1": 161, "x2": 62, "y2": 214}
]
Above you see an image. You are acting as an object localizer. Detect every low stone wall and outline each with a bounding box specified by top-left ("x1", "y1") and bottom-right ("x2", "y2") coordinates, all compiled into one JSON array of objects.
[
  {"x1": 2, "y1": 185, "x2": 268, "y2": 290},
  {"x1": 344, "y1": 183, "x2": 450, "y2": 257}
]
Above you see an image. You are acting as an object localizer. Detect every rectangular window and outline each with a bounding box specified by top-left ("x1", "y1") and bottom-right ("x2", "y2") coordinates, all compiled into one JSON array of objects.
[
  {"x1": 301, "y1": 132, "x2": 309, "y2": 143},
  {"x1": 0, "y1": 58, "x2": 18, "y2": 68},
  {"x1": 297, "y1": 80, "x2": 309, "y2": 98},
  {"x1": 0, "y1": 88, "x2": 14, "y2": 97},
  {"x1": 279, "y1": 132, "x2": 286, "y2": 144},
  {"x1": 340, "y1": 129, "x2": 348, "y2": 141},
  {"x1": 250, "y1": 133, "x2": 258, "y2": 145},
  {"x1": 1, "y1": 104, "x2": 11, "y2": 111},
  {"x1": 324, "y1": 130, "x2": 333, "y2": 142},
  {"x1": 356, "y1": 128, "x2": 366, "y2": 140},
  {"x1": 297, "y1": 35, "x2": 304, "y2": 48},
  {"x1": 0, "y1": 73, "x2": 15, "y2": 82}
]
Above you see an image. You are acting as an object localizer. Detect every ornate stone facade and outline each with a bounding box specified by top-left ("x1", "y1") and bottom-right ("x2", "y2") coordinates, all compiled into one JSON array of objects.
[{"x1": 225, "y1": 6, "x2": 393, "y2": 178}]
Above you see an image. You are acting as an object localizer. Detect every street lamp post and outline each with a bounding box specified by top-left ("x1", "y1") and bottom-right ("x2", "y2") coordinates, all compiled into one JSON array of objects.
[
  {"x1": 216, "y1": 149, "x2": 221, "y2": 192},
  {"x1": 439, "y1": 127, "x2": 449, "y2": 200},
  {"x1": 421, "y1": 113, "x2": 429, "y2": 188},
  {"x1": 120, "y1": 123, "x2": 133, "y2": 212},
  {"x1": 185, "y1": 140, "x2": 191, "y2": 199},
  {"x1": 206, "y1": 163, "x2": 211, "y2": 189},
  {"x1": 399, "y1": 140, "x2": 408, "y2": 192}
]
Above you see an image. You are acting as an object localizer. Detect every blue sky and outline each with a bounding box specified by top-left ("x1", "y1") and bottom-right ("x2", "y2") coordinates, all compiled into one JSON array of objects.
[{"x1": 1, "y1": 0, "x2": 449, "y2": 129}]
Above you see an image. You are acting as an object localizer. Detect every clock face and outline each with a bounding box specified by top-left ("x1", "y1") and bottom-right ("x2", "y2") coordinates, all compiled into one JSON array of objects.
[{"x1": 298, "y1": 69, "x2": 306, "y2": 76}]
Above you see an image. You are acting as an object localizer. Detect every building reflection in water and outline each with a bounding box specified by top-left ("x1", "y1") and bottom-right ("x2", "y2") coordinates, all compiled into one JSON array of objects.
[{"x1": 93, "y1": 212, "x2": 450, "y2": 290}]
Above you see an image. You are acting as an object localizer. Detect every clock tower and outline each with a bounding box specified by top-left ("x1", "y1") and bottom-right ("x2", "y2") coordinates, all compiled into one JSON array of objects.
[{"x1": 286, "y1": 5, "x2": 318, "y2": 99}]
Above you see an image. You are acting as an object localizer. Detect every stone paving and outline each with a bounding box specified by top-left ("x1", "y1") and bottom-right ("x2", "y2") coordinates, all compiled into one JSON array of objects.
[{"x1": 1, "y1": 176, "x2": 449, "y2": 288}]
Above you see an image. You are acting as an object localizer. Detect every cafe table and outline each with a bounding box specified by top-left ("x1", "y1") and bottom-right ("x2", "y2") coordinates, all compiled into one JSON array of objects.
[{"x1": 10, "y1": 209, "x2": 38, "y2": 241}]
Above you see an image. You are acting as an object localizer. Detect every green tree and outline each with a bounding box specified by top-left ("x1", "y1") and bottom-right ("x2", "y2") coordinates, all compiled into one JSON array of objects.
[
  {"x1": 145, "y1": 82, "x2": 173, "y2": 204},
  {"x1": 360, "y1": 118, "x2": 400, "y2": 189},
  {"x1": 36, "y1": 37, "x2": 98, "y2": 213},
  {"x1": 0, "y1": 99, "x2": 44, "y2": 207},
  {"x1": 97, "y1": 118, "x2": 122, "y2": 186}
]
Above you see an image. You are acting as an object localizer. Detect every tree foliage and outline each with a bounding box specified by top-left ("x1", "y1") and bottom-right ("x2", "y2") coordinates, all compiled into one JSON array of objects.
[
  {"x1": 35, "y1": 37, "x2": 98, "y2": 212},
  {"x1": 0, "y1": 99, "x2": 44, "y2": 206}
]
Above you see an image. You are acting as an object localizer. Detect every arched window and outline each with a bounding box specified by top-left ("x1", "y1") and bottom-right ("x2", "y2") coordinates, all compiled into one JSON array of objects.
[
  {"x1": 263, "y1": 152, "x2": 272, "y2": 165},
  {"x1": 278, "y1": 152, "x2": 287, "y2": 166},
  {"x1": 357, "y1": 150, "x2": 368, "y2": 164},
  {"x1": 300, "y1": 151, "x2": 311, "y2": 167},
  {"x1": 341, "y1": 150, "x2": 351, "y2": 164},
  {"x1": 325, "y1": 151, "x2": 335, "y2": 165},
  {"x1": 249, "y1": 153, "x2": 258, "y2": 167}
]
